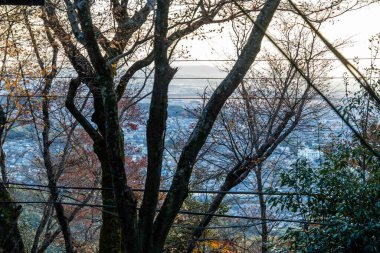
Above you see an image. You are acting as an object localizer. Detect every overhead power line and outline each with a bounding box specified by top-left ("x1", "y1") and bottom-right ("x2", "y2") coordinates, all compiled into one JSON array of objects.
[
  {"x1": 172, "y1": 224, "x2": 259, "y2": 230},
  {"x1": 0, "y1": 75, "x2": 379, "y2": 80},
  {"x1": 175, "y1": 210, "x2": 334, "y2": 226},
  {"x1": 172, "y1": 58, "x2": 380, "y2": 62},
  {"x1": 0, "y1": 93, "x2": 353, "y2": 101},
  {"x1": 2, "y1": 57, "x2": 380, "y2": 63},
  {"x1": 0, "y1": 200, "x2": 112, "y2": 208},
  {"x1": 5, "y1": 181, "x2": 322, "y2": 196},
  {"x1": 0, "y1": 199, "x2": 339, "y2": 226}
]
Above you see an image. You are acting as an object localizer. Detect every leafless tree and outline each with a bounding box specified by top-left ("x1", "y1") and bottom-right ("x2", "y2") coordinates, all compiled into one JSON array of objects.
[{"x1": 186, "y1": 15, "x2": 334, "y2": 253}]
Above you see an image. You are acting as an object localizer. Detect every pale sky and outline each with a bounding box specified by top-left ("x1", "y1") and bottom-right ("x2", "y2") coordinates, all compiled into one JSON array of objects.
[
  {"x1": 320, "y1": 4, "x2": 380, "y2": 59},
  {"x1": 172, "y1": 4, "x2": 380, "y2": 97},
  {"x1": 182, "y1": 4, "x2": 380, "y2": 63}
]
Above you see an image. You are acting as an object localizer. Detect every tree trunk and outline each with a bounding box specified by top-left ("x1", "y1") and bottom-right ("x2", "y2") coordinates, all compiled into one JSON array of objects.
[
  {"x1": 0, "y1": 183, "x2": 25, "y2": 253},
  {"x1": 0, "y1": 147, "x2": 7, "y2": 184},
  {"x1": 152, "y1": 2, "x2": 280, "y2": 251},
  {"x1": 0, "y1": 106, "x2": 24, "y2": 253},
  {"x1": 101, "y1": 81, "x2": 138, "y2": 253},
  {"x1": 65, "y1": 78, "x2": 124, "y2": 252},
  {"x1": 187, "y1": 162, "x2": 249, "y2": 253},
  {"x1": 138, "y1": 0, "x2": 177, "y2": 251},
  {"x1": 30, "y1": 201, "x2": 53, "y2": 253},
  {"x1": 41, "y1": 77, "x2": 75, "y2": 253},
  {"x1": 0, "y1": 106, "x2": 8, "y2": 184},
  {"x1": 255, "y1": 166, "x2": 269, "y2": 253},
  {"x1": 72, "y1": 1, "x2": 139, "y2": 249},
  {"x1": 65, "y1": 77, "x2": 123, "y2": 252},
  {"x1": 94, "y1": 142, "x2": 123, "y2": 253}
]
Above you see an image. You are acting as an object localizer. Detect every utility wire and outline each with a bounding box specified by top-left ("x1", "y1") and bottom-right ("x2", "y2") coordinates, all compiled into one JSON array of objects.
[
  {"x1": 0, "y1": 75, "x2": 378, "y2": 80},
  {"x1": 0, "y1": 200, "x2": 112, "y2": 208},
  {"x1": 5, "y1": 181, "x2": 322, "y2": 196},
  {"x1": 9, "y1": 186, "x2": 328, "y2": 228},
  {"x1": 2, "y1": 57, "x2": 380, "y2": 63},
  {"x1": 0, "y1": 94, "x2": 352, "y2": 100},
  {"x1": 172, "y1": 224, "x2": 259, "y2": 230},
  {"x1": 173, "y1": 58, "x2": 379, "y2": 62},
  {"x1": 0, "y1": 199, "x2": 340, "y2": 226}
]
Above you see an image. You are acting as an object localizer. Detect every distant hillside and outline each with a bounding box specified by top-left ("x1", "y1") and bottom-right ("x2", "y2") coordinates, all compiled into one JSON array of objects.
[{"x1": 173, "y1": 64, "x2": 225, "y2": 79}]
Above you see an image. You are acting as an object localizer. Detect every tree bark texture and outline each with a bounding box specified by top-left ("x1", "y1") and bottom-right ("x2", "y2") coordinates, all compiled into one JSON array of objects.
[
  {"x1": 95, "y1": 143, "x2": 123, "y2": 253},
  {"x1": 0, "y1": 101, "x2": 24, "y2": 253},
  {"x1": 0, "y1": 183, "x2": 25, "y2": 253},
  {"x1": 138, "y1": 0, "x2": 177, "y2": 251}
]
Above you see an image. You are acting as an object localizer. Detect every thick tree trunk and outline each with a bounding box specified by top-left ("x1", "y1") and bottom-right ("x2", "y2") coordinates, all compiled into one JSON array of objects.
[
  {"x1": 101, "y1": 81, "x2": 138, "y2": 253},
  {"x1": 138, "y1": 0, "x2": 176, "y2": 251},
  {"x1": 0, "y1": 183, "x2": 25, "y2": 253},
  {"x1": 65, "y1": 78, "x2": 122, "y2": 252},
  {"x1": 94, "y1": 142, "x2": 123, "y2": 253},
  {"x1": 66, "y1": 78, "x2": 124, "y2": 252},
  {"x1": 73, "y1": 1, "x2": 139, "y2": 250},
  {"x1": 0, "y1": 106, "x2": 24, "y2": 253}
]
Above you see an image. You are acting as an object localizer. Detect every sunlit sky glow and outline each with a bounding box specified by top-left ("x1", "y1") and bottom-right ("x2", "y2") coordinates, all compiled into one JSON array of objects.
[
  {"x1": 182, "y1": 4, "x2": 380, "y2": 63},
  {"x1": 172, "y1": 3, "x2": 380, "y2": 97}
]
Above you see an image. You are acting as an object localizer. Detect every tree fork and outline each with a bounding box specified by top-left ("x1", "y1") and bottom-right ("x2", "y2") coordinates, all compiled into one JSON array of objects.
[
  {"x1": 152, "y1": 1, "x2": 281, "y2": 251},
  {"x1": 138, "y1": 0, "x2": 176, "y2": 251}
]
